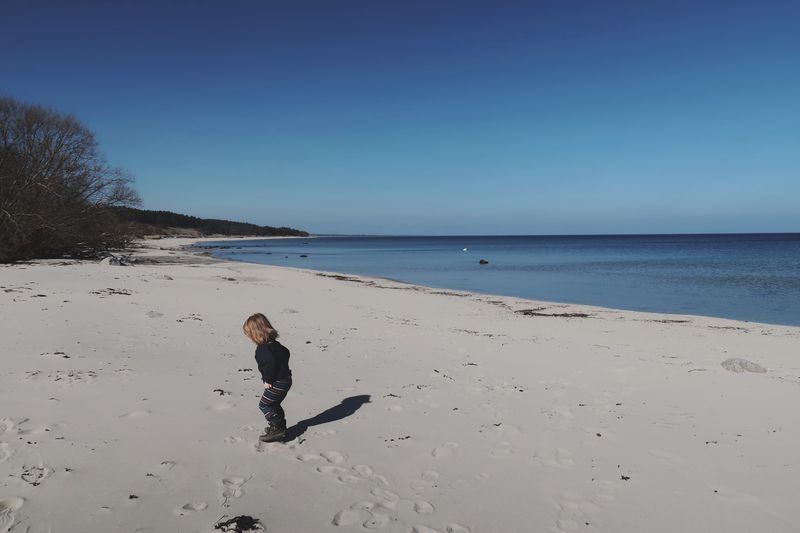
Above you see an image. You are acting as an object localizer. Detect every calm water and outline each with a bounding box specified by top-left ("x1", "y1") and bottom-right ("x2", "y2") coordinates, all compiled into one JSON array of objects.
[{"x1": 199, "y1": 234, "x2": 800, "y2": 326}]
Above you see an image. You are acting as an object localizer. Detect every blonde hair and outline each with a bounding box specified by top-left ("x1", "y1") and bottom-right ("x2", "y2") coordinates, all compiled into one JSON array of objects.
[{"x1": 243, "y1": 313, "x2": 279, "y2": 344}]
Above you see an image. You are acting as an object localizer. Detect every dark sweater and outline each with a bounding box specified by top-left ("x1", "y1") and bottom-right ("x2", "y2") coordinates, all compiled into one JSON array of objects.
[{"x1": 255, "y1": 340, "x2": 292, "y2": 384}]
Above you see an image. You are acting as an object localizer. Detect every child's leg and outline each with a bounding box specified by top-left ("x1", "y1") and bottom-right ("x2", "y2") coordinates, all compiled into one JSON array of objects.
[{"x1": 258, "y1": 380, "x2": 291, "y2": 424}]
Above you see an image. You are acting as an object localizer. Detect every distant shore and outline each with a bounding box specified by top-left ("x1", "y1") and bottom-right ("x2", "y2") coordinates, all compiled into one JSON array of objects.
[
  {"x1": 0, "y1": 236, "x2": 797, "y2": 532},
  {"x1": 147, "y1": 234, "x2": 312, "y2": 243}
]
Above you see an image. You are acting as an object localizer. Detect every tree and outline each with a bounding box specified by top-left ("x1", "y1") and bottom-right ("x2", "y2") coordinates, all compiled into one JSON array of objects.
[{"x1": 0, "y1": 96, "x2": 140, "y2": 261}]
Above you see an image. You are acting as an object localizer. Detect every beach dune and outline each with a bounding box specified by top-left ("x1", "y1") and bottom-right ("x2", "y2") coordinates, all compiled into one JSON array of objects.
[{"x1": 0, "y1": 238, "x2": 797, "y2": 532}]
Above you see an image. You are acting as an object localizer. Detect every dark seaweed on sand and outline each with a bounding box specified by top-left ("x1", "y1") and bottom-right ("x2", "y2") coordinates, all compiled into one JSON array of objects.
[
  {"x1": 214, "y1": 515, "x2": 263, "y2": 532},
  {"x1": 516, "y1": 308, "x2": 591, "y2": 318}
]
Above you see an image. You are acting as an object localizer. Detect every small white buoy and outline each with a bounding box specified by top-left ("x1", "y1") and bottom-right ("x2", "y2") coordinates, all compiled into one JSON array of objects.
[{"x1": 462, "y1": 248, "x2": 468, "y2": 252}]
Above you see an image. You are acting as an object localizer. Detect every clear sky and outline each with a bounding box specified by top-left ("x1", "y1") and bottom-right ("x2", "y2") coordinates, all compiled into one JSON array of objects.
[{"x1": 3, "y1": 0, "x2": 799, "y2": 235}]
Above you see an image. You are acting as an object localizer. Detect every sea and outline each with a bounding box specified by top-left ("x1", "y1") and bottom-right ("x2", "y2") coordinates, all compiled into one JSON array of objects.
[{"x1": 197, "y1": 234, "x2": 800, "y2": 326}]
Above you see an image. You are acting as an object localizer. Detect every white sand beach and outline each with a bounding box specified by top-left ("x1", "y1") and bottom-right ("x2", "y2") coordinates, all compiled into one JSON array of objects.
[{"x1": 1, "y1": 238, "x2": 798, "y2": 533}]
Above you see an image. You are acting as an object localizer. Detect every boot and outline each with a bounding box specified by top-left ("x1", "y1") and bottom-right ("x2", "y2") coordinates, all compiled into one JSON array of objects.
[{"x1": 259, "y1": 420, "x2": 286, "y2": 442}]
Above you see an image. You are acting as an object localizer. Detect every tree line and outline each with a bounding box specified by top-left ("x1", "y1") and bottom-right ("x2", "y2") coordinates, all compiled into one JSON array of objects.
[
  {"x1": 0, "y1": 96, "x2": 306, "y2": 262},
  {"x1": 112, "y1": 206, "x2": 308, "y2": 237}
]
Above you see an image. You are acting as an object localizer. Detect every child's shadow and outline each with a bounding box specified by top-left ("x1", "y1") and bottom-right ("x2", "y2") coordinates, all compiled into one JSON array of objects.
[{"x1": 284, "y1": 394, "x2": 371, "y2": 441}]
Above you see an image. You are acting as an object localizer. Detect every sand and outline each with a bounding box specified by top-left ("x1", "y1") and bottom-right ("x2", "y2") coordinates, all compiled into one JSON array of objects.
[{"x1": 1, "y1": 237, "x2": 798, "y2": 533}]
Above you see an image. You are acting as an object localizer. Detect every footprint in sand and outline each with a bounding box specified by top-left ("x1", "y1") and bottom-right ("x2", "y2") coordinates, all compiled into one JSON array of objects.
[
  {"x1": 0, "y1": 418, "x2": 16, "y2": 435},
  {"x1": 321, "y1": 451, "x2": 346, "y2": 464},
  {"x1": 554, "y1": 499, "x2": 588, "y2": 532},
  {"x1": 553, "y1": 482, "x2": 617, "y2": 532},
  {"x1": 411, "y1": 470, "x2": 441, "y2": 493},
  {"x1": 362, "y1": 511, "x2": 391, "y2": 529},
  {"x1": 21, "y1": 465, "x2": 51, "y2": 486},
  {"x1": 224, "y1": 436, "x2": 246, "y2": 444},
  {"x1": 316, "y1": 452, "x2": 457, "y2": 532},
  {"x1": 173, "y1": 501, "x2": 208, "y2": 516},
  {"x1": 350, "y1": 501, "x2": 377, "y2": 513},
  {"x1": 371, "y1": 473, "x2": 390, "y2": 486},
  {"x1": 332, "y1": 500, "x2": 392, "y2": 529},
  {"x1": 145, "y1": 311, "x2": 164, "y2": 318},
  {"x1": 414, "y1": 500, "x2": 435, "y2": 514},
  {"x1": 352, "y1": 464, "x2": 374, "y2": 477},
  {"x1": 431, "y1": 442, "x2": 459, "y2": 458},
  {"x1": 0, "y1": 497, "x2": 24, "y2": 533},
  {"x1": 422, "y1": 471, "x2": 440, "y2": 482},
  {"x1": 338, "y1": 474, "x2": 364, "y2": 484},
  {"x1": 332, "y1": 508, "x2": 362, "y2": 526},
  {"x1": 316, "y1": 465, "x2": 348, "y2": 475},
  {"x1": 0, "y1": 443, "x2": 12, "y2": 463},
  {"x1": 370, "y1": 488, "x2": 400, "y2": 510},
  {"x1": 220, "y1": 477, "x2": 247, "y2": 506},
  {"x1": 297, "y1": 453, "x2": 323, "y2": 462},
  {"x1": 349, "y1": 465, "x2": 387, "y2": 486}
]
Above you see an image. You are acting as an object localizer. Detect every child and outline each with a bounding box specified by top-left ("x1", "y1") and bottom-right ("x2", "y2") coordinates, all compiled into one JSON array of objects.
[{"x1": 242, "y1": 313, "x2": 293, "y2": 442}]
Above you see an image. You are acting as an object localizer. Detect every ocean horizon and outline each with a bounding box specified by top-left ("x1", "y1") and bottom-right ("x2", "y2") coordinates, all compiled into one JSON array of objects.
[{"x1": 199, "y1": 233, "x2": 800, "y2": 327}]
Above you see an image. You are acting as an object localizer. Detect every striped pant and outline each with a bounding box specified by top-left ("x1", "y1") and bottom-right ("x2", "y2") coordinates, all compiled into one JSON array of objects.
[{"x1": 259, "y1": 379, "x2": 291, "y2": 423}]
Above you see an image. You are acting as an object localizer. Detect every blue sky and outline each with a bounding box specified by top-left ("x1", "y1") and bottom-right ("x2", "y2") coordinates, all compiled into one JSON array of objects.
[{"x1": 3, "y1": 1, "x2": 799, "y2": 234}]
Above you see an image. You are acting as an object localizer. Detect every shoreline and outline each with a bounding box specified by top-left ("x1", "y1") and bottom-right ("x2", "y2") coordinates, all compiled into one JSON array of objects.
[
  {"x1": 1, "y1": 237, "x2": 797, "y2": 532},
  {"x1": 175, "y1": 236, "x2": 800, "y2": 332}
]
